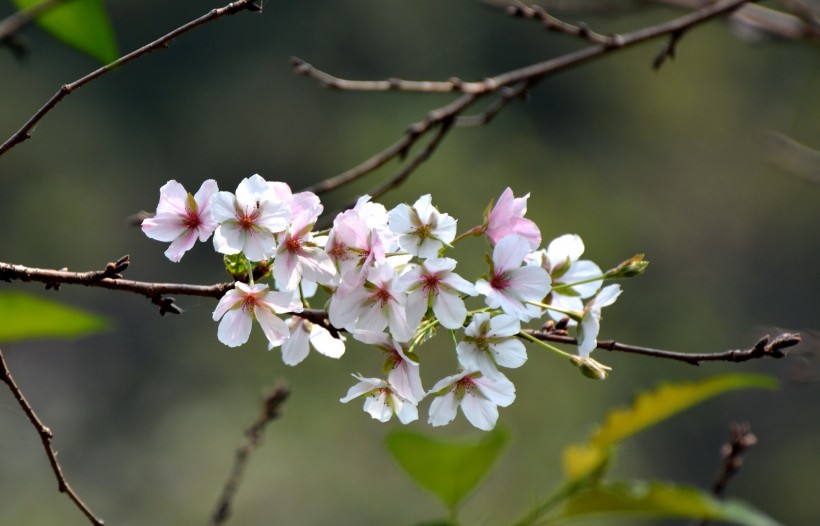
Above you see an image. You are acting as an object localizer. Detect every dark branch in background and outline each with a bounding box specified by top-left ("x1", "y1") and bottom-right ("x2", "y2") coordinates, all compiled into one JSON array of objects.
[
  {"x1": 295, "y1": 0, "x2": 752, "y2": 204},
  {"x1": 0, "y1": 0, "x2": 65, "y2": 39},
  {"x1": 209, "y1": 384, "x2": 290, "y2": 526},
  {"x1": 525, "y1": 327, "x2": 801, "y2": 365},
  {"x1": 693, "y1": 422, "x2": 757, "y2": 526},
  {"x1": 0, "y1": 0, "x2": 262, "y2": 157},
  {"x1": 0, "y1": 347, "x2": 104, "y2": 526}
]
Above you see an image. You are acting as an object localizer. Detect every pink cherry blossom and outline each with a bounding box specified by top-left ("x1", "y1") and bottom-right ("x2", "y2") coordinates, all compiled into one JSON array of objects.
[
  {"x1": 141, "y1": 180, "x2": 218, "y2": 262},
  {"x1": 340, "y1": 375, "x2": 418, "y2": 424},
  {"x1": 210, "y1": 174, "x2": 291, "y2": 262},
  {"x1": 274, "y1": 217, "x2": 336, "y2": 291},
  {"x1": 475, "y1": 235, "x2": 551, "y2": 322},
  {"x1": 212, "y1": 282, "x2": 302, "y2": 348},
  {"x1": 328, "y1": 262, "x2": 416, "y2": 342},
  {"x1": 485, "y1": 188, "x2": 541, "y2": 250},
  {"x1": 395, "y1": 258, "x2": 476, "y2": 329},
  {"x1": 427, "y1": 370, "x2": 515, "y2": 430},
  {"x1": 325, "y1": 208, "x2": 386, "y2": 284}
]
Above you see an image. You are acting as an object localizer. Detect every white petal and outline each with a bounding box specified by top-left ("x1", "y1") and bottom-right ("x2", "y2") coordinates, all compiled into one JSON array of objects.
[
  {"x1": 141, "y1": 212, "x2": 187, "y2": 242},
  {"x1": 428, "y1": 392, "x2": 459, "y2": 427},
  {"x1": 491, "y1": 338, "x2": 527, "y2": 369},
  {"x1": 493, "y1": 235, "x2": 531, "y2": 272},
  {"x1": 432, "y1": 290, "x2": 468, "y2": 329},
  {"x1": 217, "y1": 308, "x2": 253, "y2": 347},
  {"x1": 507, "y1": 266, "x2": 551, "y2": 301},
  {"x1": 394, "y1": 397, "x2": 419, "y2": 424},
  {"x1": 309, "y1": 325, "x2": 345, "y2": 358},
  {"x1": 488, "y1": 314, "x2": 521, "y2": 338},
  {"x1": 363, "y1": 391, "x2": 394, "y2": 423},
  {"x1": 255, "y1": 308, "x2": 290, "y2": 347},
  {"x1": 474, "y1": 374, "x2": 516, "y2": 407},
  {"x1": 281, "y1": 319, "x2": 310, "y2": 365},
  {"x1": 547, "y1": 234, "x2": 585, "y2": 268},
  {"x1": 460, "y1": 392, "x2": 499, "y2": 431}
]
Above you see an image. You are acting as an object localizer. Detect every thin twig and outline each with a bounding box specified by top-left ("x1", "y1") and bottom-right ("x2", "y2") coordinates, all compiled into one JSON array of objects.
[
  {"x1": 0, "y1": 0, "x2": 262, "y2": 157},
  {"x1": 0, "y1": 347, "x2": 105, "y2": 525},
  {"x1": 506, "y1": 1, "x2": 613, "y2": 46},
  {"x1": 298, "y1": 0, "x2": 752, "y2": 200},
  {"x1": 209, "y1": 384, "x2": 290, "y2": 526},
  {"x1": 693, "y1": 422, "x2": 757, "y2": 526},
  {"x1": 525, "y1": 328, "x2": 801, "y2": 365}
]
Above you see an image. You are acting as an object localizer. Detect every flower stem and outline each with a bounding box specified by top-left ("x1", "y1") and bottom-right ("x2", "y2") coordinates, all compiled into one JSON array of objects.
[
  {"x1": 519, "y1": 330, "x2": 574, "y2": 359},
  {"x1": 550, "y1": 274, "x2": 605, "y2": 292}
]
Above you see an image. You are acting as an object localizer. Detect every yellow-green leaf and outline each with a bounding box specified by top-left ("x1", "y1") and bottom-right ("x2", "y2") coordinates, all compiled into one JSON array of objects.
[
  {"x1": 386, "y1": 427, "x2": 508, "y2": 511},
  {"x1": 13, "y1": 0, "x2": 118, "y2": 64},
  {"x1": 0, "y1": 292, "x2": 108, "y2": 343},
  {"x1": 555, "y1": 481, "x2": 781, "y2": 526},
  {"x1": 563, "y1": 374, "x2": 777, "y2": 482}
]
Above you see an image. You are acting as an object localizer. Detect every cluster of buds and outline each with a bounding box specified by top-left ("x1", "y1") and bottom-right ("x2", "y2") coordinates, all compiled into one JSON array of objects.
[{"x1": 142, "y1": 177, "x2": 645, "y2": 430}]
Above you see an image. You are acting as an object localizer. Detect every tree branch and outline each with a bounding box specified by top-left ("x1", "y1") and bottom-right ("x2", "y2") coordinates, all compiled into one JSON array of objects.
[
  {"x1": 209, "y1": 384, "x2": 290, "y2": 526},
  {"x1": 297, "y1": 0, "x2": 752, "y2": 200},
  {"x1": 0, "y1": 347, "x2": 105, "y2": 526},
  {"x1": 0, "y1": 255, "x2": 233, "y2": 315},
  {"x1": 0, "y1": 0, "x2": 66, "y2": 41},
  {"x1": 0, "y1": 0, "x2": 262, "y2": 157},
  {"x1": 525, "y1": 328, "x2": 801, "y2": 365},
  {"x1": 693, "y1": 422, "x2": 757, "y2": 526}
]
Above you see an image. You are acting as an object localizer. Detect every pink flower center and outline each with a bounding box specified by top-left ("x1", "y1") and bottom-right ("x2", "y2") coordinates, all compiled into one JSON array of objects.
[
  {"x1": 421, "y1": 273, "x2": 441, "y2": 295},
  {"x1": 372, "y1": 287, "x2": 393, "y2": 306},
  {"x1": 490, "y1": 271, "x2": 511, "y2": 290},
  {"x1": 182, "y1": 210, "x2": 202, "y2": 229},
  {"x1": 239, "y1": 207, "x2": 259, "y2": 231},
  {"x1": 285, "y1": 234, "x2": 303, "y2": 255}
]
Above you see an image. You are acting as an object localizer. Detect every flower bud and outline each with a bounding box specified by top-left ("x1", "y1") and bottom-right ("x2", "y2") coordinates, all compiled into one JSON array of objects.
[
  {"x1": 570, "y1": 355, "x2": 612, "y2": 380},
  {"x1": 606, "y1": 254, "x2": 648, "y2": 278}
]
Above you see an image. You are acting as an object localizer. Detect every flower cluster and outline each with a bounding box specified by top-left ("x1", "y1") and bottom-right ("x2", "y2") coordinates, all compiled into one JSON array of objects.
[{"x1": 143, "y1": 176, "x2": 634, "y2": 430}]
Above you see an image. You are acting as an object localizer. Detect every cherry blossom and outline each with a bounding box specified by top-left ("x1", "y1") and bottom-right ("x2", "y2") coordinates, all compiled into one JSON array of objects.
[
  {"x1": 141, "y1": 179, "x2": 218, "y2": 262},
  {"x1": 485, "y1": 188, "x2": 541, "y2": 250},
  {"x1": 325, "y1": 208, "x2": 386, "y2": 284},
  {"x1": 353, "y1": 330, "x2": 424, "y2": 403},
  {"x1": 328, "y1": 262, "x2": 417, "y2": 342},
  {"x1": 274, "y1": 218, "x2": 336, "y2": 291},
  {"x1": 279, "y1": 317, "x2": 345, "y2": 366},
  {"x1": 210, "y1": 174, "x2": 291, "y2": 262},
  {"x1": 395, "y1": 258, "x2": 476, "y2": 329},
  {"x1": 576, "y1": 284, "x2": 623, "y2": 358},
  {"x1": 475, "y1": 235, "x2": 551, "y2": 322},
  {"x1": 212, "y1": 282, "x2": 302, "y2": 348},
  {"x1": 427, "y1": 370, "x2": 516, "y2": 430},
  {"x1": 340, "y1": 375, "x2": 418, "y2": 424},
  {"x1": 456, "y1": 313, "x2": 527, "y2": 378},
  {"x1": 527, "y1": 234, "x2": 603, "y2": 324},
  {"x1": 388, "y1": 194, "x2": 457, "y2": 259}
]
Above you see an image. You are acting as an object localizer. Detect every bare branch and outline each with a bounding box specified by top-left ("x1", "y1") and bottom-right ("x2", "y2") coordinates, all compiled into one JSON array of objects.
[
  {"x1": 0, "y1": 255, "x2": 233, "y2": 315},
  {"x1": 0, "y1": 0, "x2": 262, "y2": 157},
  {"x1": 0, "y1": 347, "x2": 105, "y2": 526},
  {"x1": 209, "y1": 384, "x2": 290, "y2": 526},
  {"x1": 298, "y1": 0, "x2": 753, "y2": 201},
  {"x1": 525, "y1": 328, "x2": 801, "y2": 365},
  {"x1": 506, "y1": 1, "x2": 614, "y2": 46},
  {"x1": 693, "y1": 422, "x2": 757, "y2": 526}
]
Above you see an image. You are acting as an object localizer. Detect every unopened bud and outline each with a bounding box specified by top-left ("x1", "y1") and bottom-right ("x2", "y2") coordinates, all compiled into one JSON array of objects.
[
  {"x1": 606, "y1": 254, "x2": 648, "y2": 278},
  {"x1": 570, "y1": 355, "x2": 612, "y2": 380}
]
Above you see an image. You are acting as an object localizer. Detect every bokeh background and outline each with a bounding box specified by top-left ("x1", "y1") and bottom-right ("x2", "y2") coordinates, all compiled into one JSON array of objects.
[{"x1": 1, "y1": 1, "x2": 818, "y2": 525}]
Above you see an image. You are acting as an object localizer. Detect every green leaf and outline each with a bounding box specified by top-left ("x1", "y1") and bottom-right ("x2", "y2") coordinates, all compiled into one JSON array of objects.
[
  {"x1": 553, "y1": 481, "x2": 782, "y2": 526},
  {"x1": 0, "y1": 292, "x2": 108, "y2": 343},
  {"x1": 563, "y1": 374, "x2": 777, "y2": 482},
  {"x1": 13, "y1": 0, "x2": 118, "y2": 64},
  {"x1": 386, "y1": 427, "x2": 509, "y2": 511}
]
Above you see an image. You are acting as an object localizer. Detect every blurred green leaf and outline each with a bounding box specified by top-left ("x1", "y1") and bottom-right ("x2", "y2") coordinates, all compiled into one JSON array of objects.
[
  {"x1": 554, "y1": 481, "x2": 781, "y2": 526},
  {"x1": 563, "y1": 374, "x2": 778, "y2": 482},
  {"x1": 0, "y1": 292, "x2": 108, "y2": 343},
  {"x1": 13, "y1": 0, "x2": 118, "y2": 64},
  {"x1": 386, "y1": 427, "x2": 508, "y2": 511}
]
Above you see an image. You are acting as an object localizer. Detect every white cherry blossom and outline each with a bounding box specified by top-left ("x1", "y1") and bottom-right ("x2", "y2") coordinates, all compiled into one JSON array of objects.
[
  {"x1": 456, "y1": 313, "x2": 526, "y2": 378},
  {"x1": 353, "y1": 330, "x2": 424, "y2": 403},
  {"x1": 388, "y1": 194, "x2": 457, "y2": 259},
  {"x1": 577, "y1": 284, "x2": 622, "y2": 358},
  {"x1": 210, "y1": 174, "x2": 291, "y2": 262},
  {"x1": 427, "y1": 370, "x2": 515, "y2": 431},
  {"x1": 340, "y1": 375, "x2": 418, "y2": 424},
  {"x1": 212, "y1": 282, "x2": 302, "y2": 348},
  {"x1": 141, "y1": 179, "x2": 218, "y2": 262},
  {"x1": 279, "y1": 317, "x2": 345, "y2": 366}
]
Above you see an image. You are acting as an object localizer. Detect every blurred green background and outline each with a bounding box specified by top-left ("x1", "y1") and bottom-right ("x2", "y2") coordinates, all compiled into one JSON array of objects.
[{"x1": 1, "y1": 1, "x2": 818, "y2": 525}]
